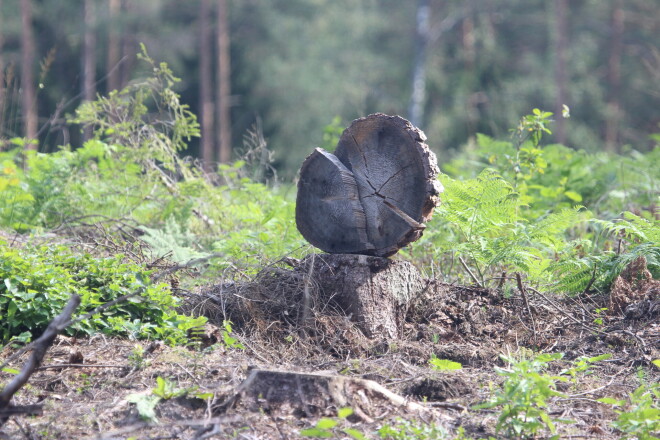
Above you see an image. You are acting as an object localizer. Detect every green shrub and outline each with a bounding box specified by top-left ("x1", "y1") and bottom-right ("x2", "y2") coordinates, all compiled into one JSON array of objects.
[
  {"x1": 473, "y1": 353, "x2": 572, "y2": 439},
  {"x1": 0, "y1": 242, "x2": 205, "y2": 345}
]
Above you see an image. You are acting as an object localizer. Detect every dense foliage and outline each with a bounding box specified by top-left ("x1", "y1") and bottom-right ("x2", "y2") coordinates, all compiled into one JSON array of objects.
[{"x1": 0, "y1": 244, "x2": 206, "y2": 345}]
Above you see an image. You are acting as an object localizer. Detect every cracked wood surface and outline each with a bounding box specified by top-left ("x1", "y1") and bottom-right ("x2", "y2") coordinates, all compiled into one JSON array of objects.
[{"x1": 296, "y1": 113, "x2": 442, "y2": 257}]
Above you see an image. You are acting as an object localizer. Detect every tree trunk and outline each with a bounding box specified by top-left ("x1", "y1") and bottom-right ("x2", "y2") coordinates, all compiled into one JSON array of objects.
[
  {"x1": 605, "y1": 0, "x2": 624, "y2": 152},
  {"x1": 296, "y1": 113, "x2": 442, "y2": 257},
  {"x1": 119, "y1": 0, "x2": 136, "y2": 88},
  {"x1": 82, "y1": 0, "x2": 97, "y2": 142},
  {"x1": 199, "y1": 0, "x2": 215, "y2": 170},
  {"x1": 302, "y1": 253, "x2": 426, "y2": 339},
  {"x1": 20, "y1": 0, "x2": 37, "y2": 146},
  {"x1": 106, "y1": 0, "x2": 121, "y2": 93},
  {"x1": 0, "y1": 0, "x2": 5, "y2": 137},
  {"x1": 553, "y1": 0, "x2": 568, "y2": 145},
  {"x1": 216, "y1": 0, "x2": 232, "y2": 163},
  {"x1": 408, "y1": 0, "x2": 430, "y2": 127}
]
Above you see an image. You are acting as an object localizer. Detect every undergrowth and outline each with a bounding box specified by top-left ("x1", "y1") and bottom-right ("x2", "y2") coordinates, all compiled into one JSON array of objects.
[{"x1": 0, "y1": 242, "x2": 205, "y2": 345}]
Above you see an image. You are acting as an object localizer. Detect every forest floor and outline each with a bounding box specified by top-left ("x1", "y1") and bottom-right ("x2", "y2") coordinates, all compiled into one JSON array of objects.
[{"x1": 1, "y1": 254, "x2": 658, "y2": 440}]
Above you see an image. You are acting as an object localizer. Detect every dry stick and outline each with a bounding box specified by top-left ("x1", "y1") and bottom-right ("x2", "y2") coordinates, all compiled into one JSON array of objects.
[
  {"x1": 36, "y1": 364, "x2": 125, "y2": 371},
  {"x1": 526, "y1": 286, "x2": 599, "y2": 334},
  {"x1": 497, "y1": 271, "x2": 507, "y2": 290},
  {"x1": 0, "y1": 294, "x2": 81, "y2": 425},
  {"x1": 581, "y1": 266, "x2": 597, "y2": 295},
  {"x1": 299, "y1": 253, "x2": 316, "y2": 333},
  {"x1": 458, "y1": 256, "x2": 483, "y2": 288},
  {"x1": 516, "y1": 273, "x2": 537, "y2": 333}
]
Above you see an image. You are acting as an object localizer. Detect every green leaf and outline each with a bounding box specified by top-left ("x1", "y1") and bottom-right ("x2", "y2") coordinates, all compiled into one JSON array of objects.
[
  {"x1": 429, "y1": 355, "x2": 462, "y2": 370},
  {"x1": 342, "y1": 427, "x2": 366, "y2": 440},
  {"x1": 337, "y1": 407, "x2": 353, "y2": 419},
  {"x1": 300, "y1": 427, "x2": 333, "y2": 438},
  {"x1": 315, "y1": 418, "x2": 338, "y2": 430},
  {"x1": 564, "y1": 190, "x2": 583, "y2": 202},
  {"x1": 597, "y1": 397, "x2": 623, "y2": 406},
  {"x1": 126, "y1": 393, "x2": 160, "y2": 423},
  {"x1": 652, "y1": 359, "x2": 660, "y2": 369}
]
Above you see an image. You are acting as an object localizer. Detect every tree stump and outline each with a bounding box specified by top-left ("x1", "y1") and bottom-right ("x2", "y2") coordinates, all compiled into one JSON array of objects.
[
  {"x1": 296, "y1": 113, "x2": 442, "y2": 257},
  {"x1": 226, "y1": 369, "x2": 428, "y2": 421},
  {"x1": 302, "y1": 253, "x2": 425, "y2": 339}
]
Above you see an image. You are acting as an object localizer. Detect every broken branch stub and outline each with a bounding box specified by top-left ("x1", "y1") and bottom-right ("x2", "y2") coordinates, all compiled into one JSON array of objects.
[{"x1": 296, "y1": 113, "x2": 442, "y2": 257}]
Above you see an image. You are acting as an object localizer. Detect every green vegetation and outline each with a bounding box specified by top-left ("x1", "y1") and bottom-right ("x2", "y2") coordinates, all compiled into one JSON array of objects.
[
  {"x1": 0, "y1": 244, "x2": 205, "y2": 345},
  {"x1": 300, "y1": 407, "x2": 366, "y2": 439},
  {"x1": 1, "y1": 53, "x2": 658, "y2": 439},
  {"x1": 377, "y1": 419, "x2": 449, "y2": 439},
  {"x1": 413, "y1": 109, "x2": 659, "y2": 293},
  {"x1": 603, "y1": 380, "x2": 660, "y2": 440},
  {"x1": 127, "y1": 376, "x2": 213, "y2": 423},
  {"x1": 429, "y1": 356, "x2": 463, "y2": 371},
  {"x1": 473, "y1": 353, "x2": 572, "y2": 439}
]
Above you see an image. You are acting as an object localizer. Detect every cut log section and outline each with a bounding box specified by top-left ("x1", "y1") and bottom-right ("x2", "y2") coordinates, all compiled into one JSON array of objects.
[{"x1": 296, "y1": 113, "x2": 442, "y2": 257}]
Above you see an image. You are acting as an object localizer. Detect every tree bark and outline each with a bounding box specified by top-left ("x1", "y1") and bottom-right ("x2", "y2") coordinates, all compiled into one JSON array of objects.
[
  {"x1": 408, "y1": 0, "x2": 430, "y2": 127},
  {"x1": 216, "y1": 0, "x2": 232, "y2": 163},
  {"x1": 20, "y1": 0, "x2": 38, "y2": 146},
  {"x1": 199, "y1": 0, "x2": 215, "y2": 170},
  {"x1": 553, "y1": 0, "x2": 568, "y2": 145},
  {"x1": 106, "y1": 0, "x2": 121, "y2": 93},
  {"x1": 0, "y1": 0, "x2": 5, "y2": 137},
  {"x1": 82, "y1": 0, "x2": 97, "y2": 142},
  {"x1": 605, "y1": 0, "x2": 624, "y2": 152},
  {"x1": 302, "y1": 253, "x2": 426, "y2": 339},
  {"x1": 119, "y1": 0, "x2": 136, "y2": 88}
]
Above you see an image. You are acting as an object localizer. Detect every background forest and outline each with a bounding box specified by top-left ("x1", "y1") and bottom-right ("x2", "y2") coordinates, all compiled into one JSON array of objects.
[{"x1": 0, "y1": 0, "x2": 658, "y2": 176}]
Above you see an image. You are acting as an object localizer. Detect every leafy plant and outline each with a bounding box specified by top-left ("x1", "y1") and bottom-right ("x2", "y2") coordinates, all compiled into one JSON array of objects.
[
  {"x1": 300, "y1": 407, "x2": 365, "y2": 439},
  {"x1": 473, "y1": 353, "x2": 572, "y2": 439},
  {"x1": 0, "y1": 242, "x2": 206, "y2": 344},
  {"x1": 221, "y1": 320, "x2": 244, "y2": 350},
  {"x1": 127, "y1": 376, "x2": 212, "y2": 424},
  {"x1": 416, "y1": 168, "x2": 587, "y2": 285},
  {"x1": 377, "y1": 418, "x2": 449, "y2": 439},
  {"x1": 70, "y1": 44, "x2": 199, "y2": 180},
  {"x1": 551, "y1": 212, "x2": 660, "y2": 294},
  {"x1": 599, "y1": 379, "x2": 660, "y2": 440}
]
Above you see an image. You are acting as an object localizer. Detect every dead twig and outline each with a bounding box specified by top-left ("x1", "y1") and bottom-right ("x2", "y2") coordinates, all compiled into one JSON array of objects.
[
  {"x1": 458, "y1": 257, "x2": 483, "y2": 288},
  {"x1": 0, "y1": 294, "x2": 81, "y2": 426},
  {"x1": 36, "y1": 363, "x2": 126, "y2": 371},
  {"x1": 527, "y1": 286, "x2": 598, "y2": 334},
  {"x1": 516, "y1": 273, "x2": 538, "y2": 345}
]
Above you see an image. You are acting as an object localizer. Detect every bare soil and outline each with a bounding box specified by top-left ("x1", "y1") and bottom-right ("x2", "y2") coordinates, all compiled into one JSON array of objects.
[{"x1": 1, "y1": 257, "x2": 658, "y2": 440}]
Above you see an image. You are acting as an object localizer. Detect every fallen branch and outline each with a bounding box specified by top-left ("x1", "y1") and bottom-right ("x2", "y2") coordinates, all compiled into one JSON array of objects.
[{"x1": 0, "y1": 294, "x2": 81, "y2": 426}]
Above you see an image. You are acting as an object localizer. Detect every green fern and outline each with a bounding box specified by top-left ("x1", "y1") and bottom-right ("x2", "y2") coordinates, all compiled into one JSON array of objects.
[
  {"x1": 423, "y1": 170, "x2": 588, "y2": 285},
  {"x1": 140, "y1": 216, "x2": 205, "y2": 263},
  {"x1": 551, "y1": 213, "x2": 659, "y2": 294}
]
